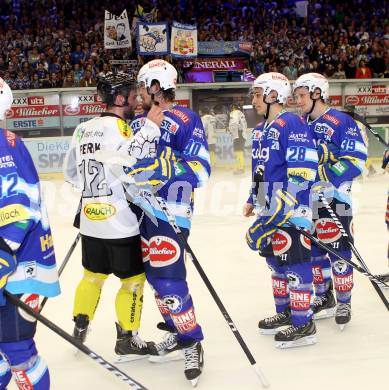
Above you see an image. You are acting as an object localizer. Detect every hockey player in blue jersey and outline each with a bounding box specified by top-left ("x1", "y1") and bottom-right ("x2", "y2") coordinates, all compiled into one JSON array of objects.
[
  {"x1": 244, "y1": 72, "x2": 319, "y2": 348},
  {"x1": 293, "y1": 73, "x2": 367, "y2": 329},
  {"x1": 124, "y1": 60, "x2": 210, "y2": 385},
  {"x1": 0, "y1": 79, "x2": 60, "y2": 389}
]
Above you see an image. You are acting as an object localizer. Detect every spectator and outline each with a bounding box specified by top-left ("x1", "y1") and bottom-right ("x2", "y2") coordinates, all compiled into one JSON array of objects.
[
  {"x1": 369, "y1": 51, "x2": 386, "y2": 78},
  {"x1": 283, "y1": 57, "x2": 298, "y2": 80},
  {"x1": 332, "y1": 63, "x2": 346, "y2": 79},
  {"x1": 355, "y1": 60, "x2": 372, "y2": 78},
  {"x1": 62, "y1": 72, "x2": 76, "y2": 88},
  {"x1": 14, "y1": 70, "x2": 30, "y2": 89},
  {"x1": 73, "y1": 63, "x2": 84, "y2": 85},
  {"x1": 79, "y1": 70, "x2": 96, "y2": 87},
  {"x1": 31, "y1": 73, "x2": 41, "y2": 89},
  {"x1": 48, "y1": 72, "x2": 62, "y2": 88}
]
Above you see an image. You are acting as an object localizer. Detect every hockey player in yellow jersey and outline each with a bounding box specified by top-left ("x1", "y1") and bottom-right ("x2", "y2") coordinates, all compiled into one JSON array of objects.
[{"x1": 64, "y1": 72, "x2": 164, "y2": 361}]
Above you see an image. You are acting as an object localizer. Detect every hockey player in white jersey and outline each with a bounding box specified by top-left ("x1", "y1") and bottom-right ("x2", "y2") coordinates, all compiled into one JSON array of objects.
[
  {"x1": 228, "y1": 103, "x2": 248, "y2": 175},
  {"x1": 64, "y1": 72, "x2": 163, "y2": 361},
  {"x1": 200, "y1": 107, "x2": 217, "y2": 166}
]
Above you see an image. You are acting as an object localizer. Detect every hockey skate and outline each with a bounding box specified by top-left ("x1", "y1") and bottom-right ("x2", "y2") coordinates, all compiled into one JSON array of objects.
[
  {"x1": 258, "y1": 309, "x2": 291, "y2": 335},
  {"x1": 114, "y1": 323, "x2": 154, "y2": 363},
  {"x1": 335, "y1": 303, "x2": 351, "y2": 331},
  {"x1": 313, "y1": 289, "x2": 336, "y2": 320},
  {"x1": 148, "y1": 322, "x2": 184, "y2": 363},
  {"x1": 184, "y1": 342, "x2": 204, "y2": 387},
  {"x1": 73, "y1": 314, "x2": 90, "y2": 344},
  {"x1": 275, "y1": 320, "x2": 317, "y2": 349}
]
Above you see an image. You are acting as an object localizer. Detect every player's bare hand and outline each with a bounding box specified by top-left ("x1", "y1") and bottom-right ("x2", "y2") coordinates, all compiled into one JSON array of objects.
[
  {"x1": 147, "y1": 104, "x2": 164, "y2": 128},
  {"x1": 243, "y1": 203, "x2": 255, "y2": 217}
]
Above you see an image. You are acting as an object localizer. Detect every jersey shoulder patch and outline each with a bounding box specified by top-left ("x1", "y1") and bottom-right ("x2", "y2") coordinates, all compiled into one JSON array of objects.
[
  {"x1": 171, "y1": 107, "x2": 190, "y2": 124},
  {"x1": 117, "y1": 118, "x2": 133, "y2": 139},
  {"x1": 323, "y1": 113, "x2": 341, "y2": 126},
  {"x1": 4, "y1": 129, "x2": 17, "y2": 147}
]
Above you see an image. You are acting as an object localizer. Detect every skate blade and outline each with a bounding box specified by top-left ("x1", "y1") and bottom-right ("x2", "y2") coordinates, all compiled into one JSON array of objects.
[
  {"x1": 190, "y1": 377, "x2": 200, "y2": 387},
  {"x1": 313, "y1": 307, "x2": 336, "y2": 320},
  {"x1": 275, "y1": 335, "x2": 317, "y2": 349},
  {"x1": 338, "y1": 324, "x2": 347, "y2": 331},
  {"x1": 149, "y1": 350, "x2": 184, "y2": 363},
  {"x1": 114, "y1": 354, "x2": 150, "y2": 363}
]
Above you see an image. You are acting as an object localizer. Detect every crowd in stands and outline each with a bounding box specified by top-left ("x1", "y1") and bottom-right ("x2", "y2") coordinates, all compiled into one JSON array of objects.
[{"x1": 0, "y1": 0, "x2": 388, "y2": 90}]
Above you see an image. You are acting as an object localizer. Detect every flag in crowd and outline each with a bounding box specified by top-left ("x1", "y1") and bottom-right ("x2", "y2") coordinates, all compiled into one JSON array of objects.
[
  {"x1": 137, "y1": 22, "x2": 169, "y2": 56},
  {"x1": 104, "y1": 10, "x2": 132, "y2": 50}
]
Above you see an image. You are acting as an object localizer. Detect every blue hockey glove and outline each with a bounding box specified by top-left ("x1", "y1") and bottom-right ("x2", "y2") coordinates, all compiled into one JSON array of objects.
[
  {"x1": 246, "y1": 220, "x2": 276, "y2": 251},
  {"x1": 124, "y1": 146, "x2": 176, "y2": 187},
  {"x1": 0, "y1": 247, "x2": 16, "y2": 306},
  {"x1": 318, "y1": 143, "x2": 339, "y2": 165}
]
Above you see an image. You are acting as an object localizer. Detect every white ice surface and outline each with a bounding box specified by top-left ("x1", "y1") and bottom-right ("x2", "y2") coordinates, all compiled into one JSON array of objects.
[{"x1": 8, "y1": 169, "x2": 389, "y2": 390}]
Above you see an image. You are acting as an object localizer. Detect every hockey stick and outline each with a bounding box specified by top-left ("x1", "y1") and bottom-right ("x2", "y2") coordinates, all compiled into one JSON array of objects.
[
  {"x1": 139, "y1": 192, "x2": 270, "y2": 388},
  {"x1": 39, "y1": 233, "x2": 81, "y2": 312},
  {"x1": 288, "y1": 223, "x2": 389, "y2": 310},
  {"x1": 344, "y1": 110, "x2": 389, "y2": 148},
  {"x1": 4, "y1": 290, "x2": 148, "y2": 390},
  {"x1": 97, "y1": 150, "x2": 270, "y2": 386},
  {"x1": 316, "y1": 193, "x2": 389, "y2": 309}
]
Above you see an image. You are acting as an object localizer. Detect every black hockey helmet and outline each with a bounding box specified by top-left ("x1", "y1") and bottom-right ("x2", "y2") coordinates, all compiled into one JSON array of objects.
[{"x1": 96, "y1": 72, "x2": 136, "y2": 107}]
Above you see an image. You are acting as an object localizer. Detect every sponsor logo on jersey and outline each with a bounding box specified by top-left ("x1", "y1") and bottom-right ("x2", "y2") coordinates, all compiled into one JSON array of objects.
[
  {"x1": 18, "y1": 293, "x2": 39, "y2": 322},
  {"x1": 334, "y1": 274, "x2": 353, "y2": 292},
  {"x1": 141, "y1": 236, "x2": 150, "y2": 262},
  {"x1": 14, "y1": 369, "x2": 34, "y2": 388},
  {"x1": 130, "y1": 117, "x2": 146, "y2": 132},
  {"x1": 323, "y1": 113, "x2": 340, "y2": 126},
  {"x1": 252, "y1": 144, "x2": 269, "y2": 161},
  {"x1": 287, "y1": 167, "x2": 316, "y2": 181},
  {"x1": 172, "y1": 109, "x2": 190, "y2": 124},
  {"x1": 193, "y1": 127, "x2": 205, "y2": 139},
  {"x1": 116, "y1": 119, "x2": 132, "y2": 139},
  {"x1": 0, "y1": 154, "x2": 15, "y2": 168},
  {"x1": 274, "y1": 118, "x2": 286, "y2": 127},
  {"x1": 346, "y1": 126, "x2": 358, "y2": 137},
  {"x1": 148, "y1": 236, "x2": 180, "y2": 267},
  {"x1": 272, "y1": 230, "x2": 292, "y2": 256},
  {"x1": 312, "y1": 265, "x2": 324, "y2": 283},
  {"x1": 333, "y1": 260, "x2": 348, "y2": 275},
  {"x1": 290, "y1": 290, "x2": 311, "y2": 310},
  {"x1": 314, "y1": 123, "x2": 334, "y2": 141},
  {"x1": 163, "y1": 294, "x2": 183, "y2": 314},
  {"x1": 300, "y1": 234, "x2": 311, "y2": 251},
  {"x1": 0, "y1": 204, "x2": 30, "y2": 227},
  {"x1": 252, "y1": 129, "x2": 262, "y2": 140},
  {"x1": 268, "y1": 127, "x2": 280, "y2": 140},
  {"x1": 288, "y1": 131, "x2": 310, "y2": 143},
  {"x1": 161, "y1": 117, "x2": 180, "y2": 134},
  {"x1": 40, "y1": 234, "x2": 53, "y2": 252},
  {"x1": 84, "y1": 203, "x2": 116, "y2": 220},
  {"x1": 79, "y1": 142, "x2": 101, "y2": 154},
  {"x1": 155, "y1": 296, "x2": 170, "y2": 315},
  {"x1": 171, "y1": 307, "x2": 197, "y2": 333},
  {"x1": 315, "y1": 218, "x2": 341, "y2": 243},
  {"x1": 272, "y1": 277, "x2": 288, "y2": 297},
  {"x1": 286, "y1": 271, "x2": 303, "y2": 288},
  {"x1": 23, "y1": 261, "x2": 37, "y2": 279}
]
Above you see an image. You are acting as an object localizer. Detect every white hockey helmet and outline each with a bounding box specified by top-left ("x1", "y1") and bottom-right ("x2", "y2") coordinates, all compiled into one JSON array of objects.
[
  {"x1": 142, "y1": 59, "x2": 178, "y2": 91},
  {"x1": 137, "y1": 63, "x2": 148, "y2": 86},
  {"x1": 0, "y1": 78, "x2": 13, "y2": 120},
  {"x1": 252, "y1": 72, "x2": 291, "y2": 105},
  {"x1": 293, "y1": 73, "x2": 329, "y2": 100}
]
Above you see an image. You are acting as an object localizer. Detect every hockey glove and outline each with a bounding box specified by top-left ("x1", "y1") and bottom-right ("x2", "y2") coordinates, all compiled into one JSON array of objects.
[
  {"x1": 0, "y1": 245, "x2": 16, "y2": 306},
  {"x1": 318, "y1": 143, "x2": 338, "y2": 165},
  {"x1": 246, "y1": 221, "x2": 276, "y2": 252},
  {"x1": 124, "y1": 146, "x2": 176, "y2": 187}
]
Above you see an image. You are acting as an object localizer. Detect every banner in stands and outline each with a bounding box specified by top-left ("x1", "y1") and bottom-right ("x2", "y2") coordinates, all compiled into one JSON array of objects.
[
  {"x1": 24, "y1": 137, "x2": 71, "y2": 173},
  {"x1": 6, "y1": 95, "x2": 60, "y2": 130},
  {"x1": 170, "y1": 22, "x2": 198, "y2": 58},
  {"x1": 198, "y1": 41, "x2": 253, "y2": 56},
  {"x1": 137, "y1": 22, "x2": 169, "y2": 55},
  {"x1": 104, "y1": 10, "x2": 132, "y2": 49},
  {"x1": 62, "y1": 93, "x2": 105, "y2": 128},
  {"x1": 182, "y1": 57, "x2": 251, "y2": 83}
]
